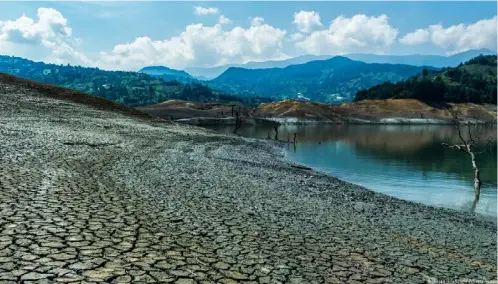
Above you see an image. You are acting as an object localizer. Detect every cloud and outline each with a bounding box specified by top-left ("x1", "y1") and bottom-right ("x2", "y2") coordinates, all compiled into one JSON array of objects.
[
  {"x1": 293, "y1": 11, "x2": 323, "y2": 33},
  {"x1": 0, "y1": 8, "x2": 72, "y2": 45},
  {"x1": 399, "y1": 16, "x2": 497, "y2": 54},
  {"x1": 193, "y1": 6, "x2": 219, "y2": 16},
  {"x1": 250, "y1": 17, "x2": 264, "y2": 27},
  {"x1": 295, "y1": 14, "x2": 398, "y2": 55},
  {"x1": 218, "y1": 15, "x2": 231, "y2": 25},
  {"x1": 99, "y1": 18, "x2": 288, "y2": 70},
  {"x1": 0, "y1": 8, "x2": 90, "y2": 65},
  {"x1": 399, "y1": 28, "x2": 430, "y2": 45},
  {"x1": 289, "y1": 33, "x2": 304, "y2": 42}
]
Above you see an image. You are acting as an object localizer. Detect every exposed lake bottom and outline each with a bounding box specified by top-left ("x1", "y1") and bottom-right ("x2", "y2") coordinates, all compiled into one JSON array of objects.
[
  {"x1": 206, "y1": 124, "x2": 497, "y2": 217},
  {"x1": 3, "y1": 82, "x2": 497, "y2": 283}
]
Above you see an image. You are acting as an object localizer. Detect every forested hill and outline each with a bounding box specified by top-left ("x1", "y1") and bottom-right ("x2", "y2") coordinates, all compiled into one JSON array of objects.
[
  {"x1": 138, "y1": 66, "x2": 196, "y2": 83},
  {"x1": 209, "y1": 56, "x2": 434, "y2": 104},
  {"x1": 354, "y1": 55, "x2": 497, "y2": 104},
  {"x1": 0, "y1": 56, "x2": 270, "y2": 107}
]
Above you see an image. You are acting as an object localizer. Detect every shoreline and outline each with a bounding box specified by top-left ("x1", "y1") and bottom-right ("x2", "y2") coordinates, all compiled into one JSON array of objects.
[
  {"x1": 2, "y1": 80, "x2": 497, "y2": 283},
  {"x1": 256, "y1": 116, "x2": 497, "y2": 125},
  {"x1": 277, "y1": 141, "x2": 497, "y2": 219},
  {"x1": 172, "y1": 116, "x2": 497, "y2": 126}
]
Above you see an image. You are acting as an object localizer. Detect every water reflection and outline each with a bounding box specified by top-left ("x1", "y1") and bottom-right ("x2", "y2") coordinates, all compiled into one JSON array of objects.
[{"x1": 207, "y1": 124, "x2": 497, "y2": 217}]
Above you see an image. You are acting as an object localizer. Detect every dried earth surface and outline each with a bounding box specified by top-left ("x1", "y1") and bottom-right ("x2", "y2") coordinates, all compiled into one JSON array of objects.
[
  {"x1": 251, "y1": 99, "x2": 497, "y2": 124},
  {"x1": 0, "y1": 74, "x2": 496, "y2": 283}
]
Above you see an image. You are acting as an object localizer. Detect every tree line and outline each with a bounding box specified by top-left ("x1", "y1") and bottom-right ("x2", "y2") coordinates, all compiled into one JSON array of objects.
[
  {"x1": 354, "y1": 55, "x2": 497, "y2": 104},
  {"x1": 0, "y1": 55, "x2": 271, "y2": 107}
]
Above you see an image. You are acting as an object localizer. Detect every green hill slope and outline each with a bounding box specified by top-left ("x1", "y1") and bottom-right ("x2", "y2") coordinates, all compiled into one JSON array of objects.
[
  {"x1": 0, "y1": 56, "x2": 267, "y2": 107},
  {"x1": 354, "y1": 55, "x2": 497, "y2": 104}
]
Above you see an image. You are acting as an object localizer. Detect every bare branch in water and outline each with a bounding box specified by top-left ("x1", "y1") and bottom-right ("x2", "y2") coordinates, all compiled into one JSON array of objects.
[{"x1": 442, "y1": 117, "x2": 488, "y2": 202}]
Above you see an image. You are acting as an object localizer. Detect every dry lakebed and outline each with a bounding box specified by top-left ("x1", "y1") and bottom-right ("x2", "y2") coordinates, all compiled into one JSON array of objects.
[{"x1": 0, "y1": 75, "x2": 496, "y2": 283}]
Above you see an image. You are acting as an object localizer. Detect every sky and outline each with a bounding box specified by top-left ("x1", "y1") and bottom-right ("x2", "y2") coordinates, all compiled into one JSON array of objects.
[{"x1": 0, "y1": 1, "x2": 496, "y2": 71}]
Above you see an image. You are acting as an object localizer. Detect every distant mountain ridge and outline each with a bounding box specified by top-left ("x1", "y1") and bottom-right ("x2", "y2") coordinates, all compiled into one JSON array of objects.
[
  {"x1": 180, "y1": 49, "x2": 496, "y2": 80},
  {"x1": 139, "y1": 66, "x2": 195, "y2": 83},
  {"x1": 208, "y1": 56, "x2": 436, "y2": 103},
  {"x1": 347, "y1": 49, "x2": 496, "y2": 68},
  {"x1": 185, "y1": 55, "x2": 332, "y2": 80}
]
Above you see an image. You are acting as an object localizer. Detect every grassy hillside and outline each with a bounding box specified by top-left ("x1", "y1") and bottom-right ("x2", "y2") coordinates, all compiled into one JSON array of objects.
[
  {"x1": 209, "y1": 56, "x2": 434, "y2": 103},
  {"x1": 0, "y1": 56, "x2": 270, "y2": 107},
  {"x1": 355, "y1": 55, "x2": 497, "y2": 104}
]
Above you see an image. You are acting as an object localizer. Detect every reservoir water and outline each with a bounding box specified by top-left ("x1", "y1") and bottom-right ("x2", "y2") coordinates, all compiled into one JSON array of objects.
[{"x1": 206, "y1": 124, "x2": 497, "y2": 217}]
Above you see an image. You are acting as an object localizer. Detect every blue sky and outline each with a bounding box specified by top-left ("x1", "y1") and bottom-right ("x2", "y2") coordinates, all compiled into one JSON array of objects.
[{"x1": 0, "y1": 2, "x2": 496, "y2": 70}]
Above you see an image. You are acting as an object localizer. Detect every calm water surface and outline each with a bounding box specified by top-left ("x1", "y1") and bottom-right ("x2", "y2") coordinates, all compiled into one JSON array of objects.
[{"x1": 207, "y1": 124, "x2": 497, "y2": 217}]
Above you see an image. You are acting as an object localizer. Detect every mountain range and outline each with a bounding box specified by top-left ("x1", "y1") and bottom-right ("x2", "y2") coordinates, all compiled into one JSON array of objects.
[
  {"x1": 137, "y1": 49, "x2": 495, "y2": 103},
  {"x1": 181, "y1": 49, "x2": 496, "y2": 80},
  {"x1": 0, "y1": 49, "x2": 495, "y2": 107},
  {"x1": 207, "y1": 56, "x2": 436, "y2": 103}
]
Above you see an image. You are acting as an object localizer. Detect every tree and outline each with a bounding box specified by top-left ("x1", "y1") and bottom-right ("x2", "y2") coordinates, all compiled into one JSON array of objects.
[{"x1": 442, "y1": 115, "x2": 493, "y2": 210}]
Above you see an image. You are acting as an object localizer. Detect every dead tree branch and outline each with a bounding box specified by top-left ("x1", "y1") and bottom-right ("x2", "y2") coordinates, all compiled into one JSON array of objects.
[
  {"x1": 233, "y1": 109, "x2": 241, "y2": 134},
  {"x1": 442, "y1": 121, "x2": 484, "y2": 201}
]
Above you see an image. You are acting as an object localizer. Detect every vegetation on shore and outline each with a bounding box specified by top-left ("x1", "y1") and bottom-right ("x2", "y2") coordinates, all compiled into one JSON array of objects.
[{"x1": 355, "y1": 55, "x2": 497, "y2": 104}]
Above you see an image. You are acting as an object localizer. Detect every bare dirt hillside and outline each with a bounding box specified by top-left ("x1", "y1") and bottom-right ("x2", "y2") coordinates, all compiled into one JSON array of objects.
[
  {"x1": 252, "y1": 99, "x2": 497, "y2": 124},
  {"x1": 0, "y1": 73, "x2": 155, "y2": 120},
  {"x1": 137, "y1": 100, "x2": 251, "y2": 120}
]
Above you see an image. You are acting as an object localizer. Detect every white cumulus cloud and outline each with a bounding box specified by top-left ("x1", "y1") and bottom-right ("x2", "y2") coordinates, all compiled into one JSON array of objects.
[
  {"x1": 98, "y1": 18, "x2": 288, "y2": 70},
  {"x1": 193, "y1": 6, "x2": 219, "y2": 16},
  {"x1": 399, "y1": 28, "x2": 430, "y2": 45},
  {"x1": 218, "y1": 15, "x2": 231, "y2": 25},
  {"x1": 250, "y1": 17, "x2": 264, "y2": 27},
  {"x1": 0, "y1": 8, "x2": 90, "y2": 65},
  {"x1": 293, "y1": 11, "x2": 323, "y2": 33},
  {"x1": 295, "y1": 14, "x2": 398, "y2": 55},
  {"x1": 399, "y1": 16, "x2": 497, "y2": 54},
  {"x1": 289, "y1": 33, "x2": 304, "y2": 42}
]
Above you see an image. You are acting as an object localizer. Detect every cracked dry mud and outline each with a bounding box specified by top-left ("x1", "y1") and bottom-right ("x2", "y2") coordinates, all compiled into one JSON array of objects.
[{"x1": 0, "y1": 81, "x2": 496, "y2": 284}]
